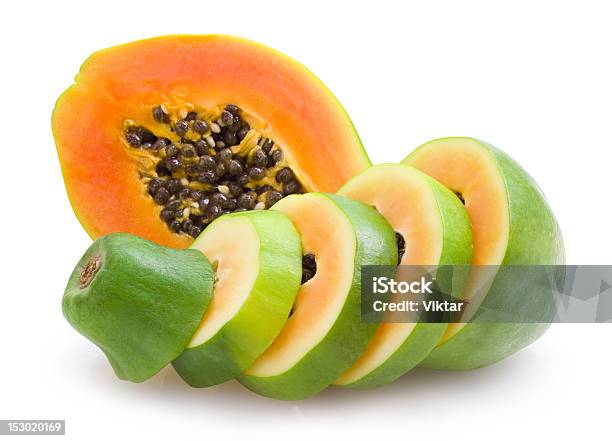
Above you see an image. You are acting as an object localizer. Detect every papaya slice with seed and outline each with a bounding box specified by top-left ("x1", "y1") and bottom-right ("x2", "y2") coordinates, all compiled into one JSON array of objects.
[
  {"x1": 239, "y1": 193, "x2": 397, "y2": 400},
  {"x1": 403, "y1": 137, "x2": 564, "y2": 369},
  {"x1": 62, "y1": 233, "x2": 214, "y2": 383},
  {"x1": 172, "y1": 210, "x2": 302, "y2": 387},
  {"x1": 52, "y1": 35, "x2": 369, "y2": 248},
  {"x1": 334, "y1": 164, "x2": 473, "y2": 388}
]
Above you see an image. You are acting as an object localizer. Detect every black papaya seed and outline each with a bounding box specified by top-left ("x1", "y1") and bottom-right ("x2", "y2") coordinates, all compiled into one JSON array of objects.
[
  {"x1": 169, "y1": 219, "x2": 181, "y2": 232},
  {"x1": 199, "y1": 155, "x2": 216, "y2": 171},
  {"x1": 166, "y1": 178, "x2": 181, "y2": 195},
  {"x1": 160, "y1": 208, "x2": 175, "y2": 222},
  {"x1": 261, "y1": 139, "x2": 274, "y2": 154},
  {"x1": 181, "y1": 144, "x2": 196, "y2": 158},
  {"x1": 220, "y1": 110, "x2": 234, "y2": 126},
  {"x1": 165, "y1": 144, "x2": 180, "y2": 157},
  {"x1": 271, "y1": 149, "x2": 283, "y2": 164},
  {"x1": 198, "y1": 171, "x2": 216, "y2": 184},
  {"x1": 283, "y1": 180, "x2": 300, "y2": 195},
  {"x1": 266, "y1": 190, "x2": 283, "y2": 207},
  {"x1": 148, "y1": 178, "x2": 164, "y2": 195},
  {"x1": 193, "y1": 120, "x2": 208, "y2": 134},
  {"x1": 248, "y1": 167, "x2": 265, "y2": 181},
  {"x1": 154, "y1": 187, "x2": 170, "y2": 205},
  {"x1": 181, "y1": 219, "x2": 193, "y2": 233},
  {"x1": 227, "y1": 159, "x2": 243, "y2": 176},
  {"x1": 126, "y1": 132, "x2": 142, "y2": 147},
  {"x1": 250, "y1": 148, "x2": 267, "y2": 167},
  {"x1": 165, "y1": 157, "x2": 182, "y2": 172},
  {"x1": 225, "y1": 104, "x2": 240, "y2": 115},
  {"x1": 166, "y1": 199, "x2": 181, "y2": 211},
  {"x1": 152, "y1": 106, "x2": 170, "y2": 123},
  {"x1": 207, "y1": 204, "x2": 223, "y2": 220},
  {"x1": 223, "y1": 131, "x2": 238, "y2": 146},
  {"x1": 217, "y1": 148, "x2": 232, "y2": 163},
  {"x1": 237, "y1": 192, "x2": 256, "y2": 209},
  {"x1": 174, "y1": 120, "x2": 189, "y2": 136},
  {"x1": 189, "y1": 225, "x2": 202, "y2": 238},
  {"x1": 195, "y1": 139, "x2": 208, "y2": 155},
  {"x1": 276, "y1": 167, "x2": 294, "y2": 183}
]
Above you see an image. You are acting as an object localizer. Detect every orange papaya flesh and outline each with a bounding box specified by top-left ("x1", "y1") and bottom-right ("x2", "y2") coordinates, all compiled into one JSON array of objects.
[{"x1": 52, "y1": 35, "x2": 369, "y2": 248}]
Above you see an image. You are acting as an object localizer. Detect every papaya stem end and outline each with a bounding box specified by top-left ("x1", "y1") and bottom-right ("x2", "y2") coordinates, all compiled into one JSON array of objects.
[{"x1": 79, "y1": 256, "x2": 101, "y2": 289}]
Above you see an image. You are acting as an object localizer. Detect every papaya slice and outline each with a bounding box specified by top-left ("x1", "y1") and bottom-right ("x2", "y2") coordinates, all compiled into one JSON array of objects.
[
  {"x1": 239, "y1": 193, "x2": 397, "y2": 400},
  {"x1": 403, "y1": 137, "x2": 564, "y2": 369},
  {"x1": 172, "y1": 210, "x2": 302, "y2": 387},
  {"x1": 62, "y1": 233, "x2": 214, "y2": 383},
  {"x1": 52, "y1": 35, "x2": 369, "y2": 248},
  {"x1": 334, "y1": 164, "x2": 473, "y2": 388}
]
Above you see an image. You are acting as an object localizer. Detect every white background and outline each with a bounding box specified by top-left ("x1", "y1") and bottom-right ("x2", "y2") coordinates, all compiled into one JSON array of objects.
[{"x1": 1, "y1": 0, "x2": 611, "y2": 439}]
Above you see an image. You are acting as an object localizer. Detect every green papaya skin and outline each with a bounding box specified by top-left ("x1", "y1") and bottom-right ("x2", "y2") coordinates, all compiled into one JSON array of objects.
[{"x1": 62, "y1": 233, "x2": 214, "y2": 382}]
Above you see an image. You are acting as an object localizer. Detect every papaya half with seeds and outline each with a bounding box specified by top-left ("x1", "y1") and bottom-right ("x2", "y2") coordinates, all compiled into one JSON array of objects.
[{"x1": 52, "y1": 35, "x2": 369, "y2": 248}]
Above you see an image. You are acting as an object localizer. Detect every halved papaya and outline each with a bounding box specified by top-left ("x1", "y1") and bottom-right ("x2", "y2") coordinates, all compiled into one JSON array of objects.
[
  {"x1": 52, "y1": 35, "x2": 369, "y2": 248},
  {"x1": 403, "y1": 137, "x2": 564, "y2": 369},
  {"x1": 239, "y1": 193, "x2": 397, "y2": 400},
  {"x1": 334, "y1": 164, "x2": 473, "y2": 388}
]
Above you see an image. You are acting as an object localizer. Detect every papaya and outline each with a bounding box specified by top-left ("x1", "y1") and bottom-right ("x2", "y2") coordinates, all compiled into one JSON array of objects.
[
  {"x1": 52, "y1": 35, "x2": 369, "y2": 248},
  {"x1": 172, "y1": 210, "x2": 302, "y2": 387},
  {"x1": 62, "y1": 233, "x2": 214, "y2": 382},
  {"x1": 334, "y1": 164, "x2": 473, "y2": 388},
  {"x1": 239, "y1": 193, "x2": 398, "y2": 400},
  {"x1": 403, "y1": 137, "x2": 565, "y2": 369}
]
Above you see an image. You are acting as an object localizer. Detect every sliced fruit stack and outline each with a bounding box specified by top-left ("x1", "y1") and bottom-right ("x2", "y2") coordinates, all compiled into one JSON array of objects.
[
  {"x1": 63, "y1": 193, "x2": 397, "y2": 399},
  {"x1": 62, "y1": 139, "x2": 563, "y2": 399},
  {"x1": 57, "y1": 36, "x2": 564, "y2": 401}
]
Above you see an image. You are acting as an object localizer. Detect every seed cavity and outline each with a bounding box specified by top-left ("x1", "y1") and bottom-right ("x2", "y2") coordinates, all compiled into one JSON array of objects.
[
  {"x1": 454, "y1": 191, "x2": 465, "y2": 205},
  {"x1": 395, "y1": 232, "x2": 406, "y2": 265},
  {"x1": 123, "y1": 104, "x2": 304, "y2": 238},
  {"x1": 302, "y1": 253, "x2": 317, "y2": 284},
  {"x1": 79, "y1": 255, "x2": 101, "y2": 289}
]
